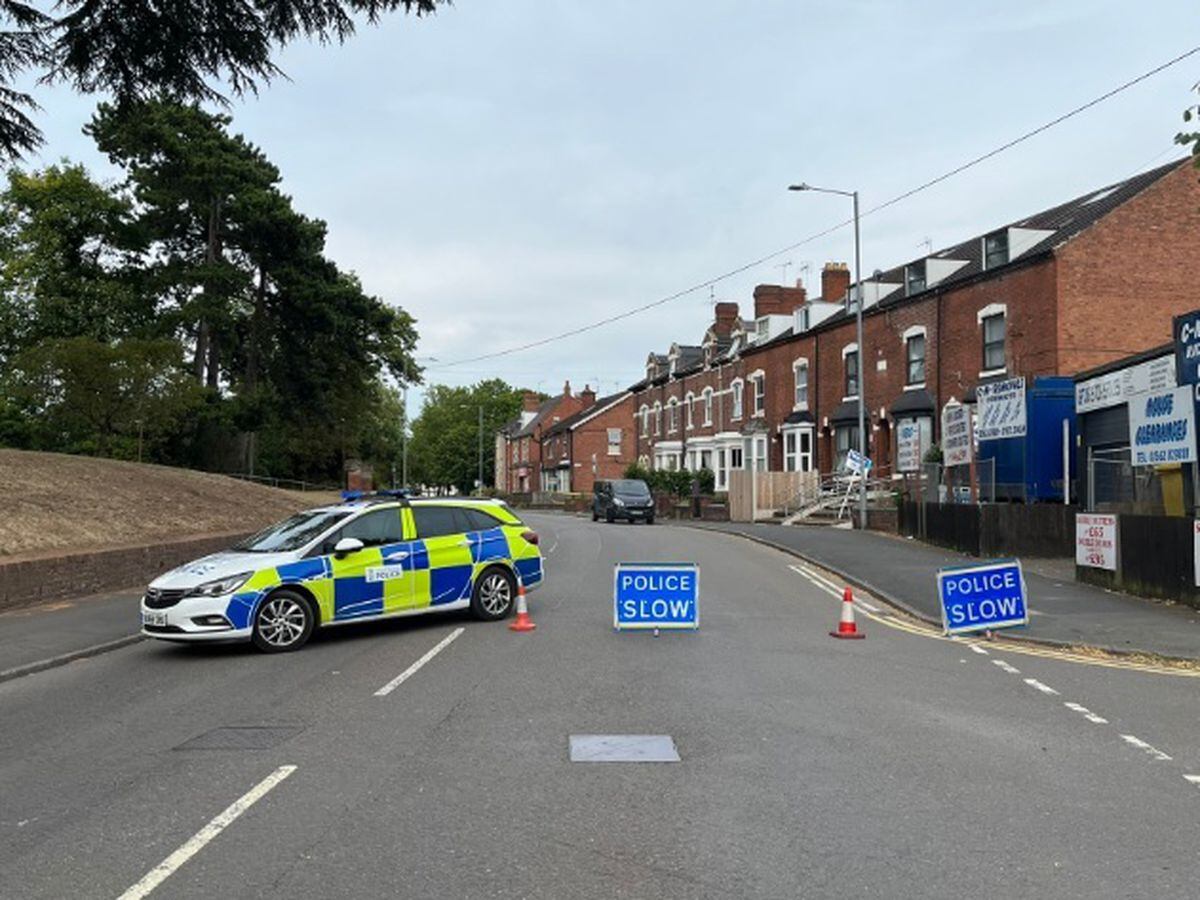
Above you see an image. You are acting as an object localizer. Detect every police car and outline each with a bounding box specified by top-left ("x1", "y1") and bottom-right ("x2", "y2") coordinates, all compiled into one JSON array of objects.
[{"x1": 140, "y1": 492, "x2": 544, "y2": 652}]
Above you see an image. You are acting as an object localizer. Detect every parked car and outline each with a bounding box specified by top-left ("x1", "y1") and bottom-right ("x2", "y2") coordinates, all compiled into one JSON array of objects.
[
  {"x1": 593, "y1": 479, "x2": 655, "y2": 524},
  {"x1": 141, "y1": 492, "x2": 543, "y2": 652}
]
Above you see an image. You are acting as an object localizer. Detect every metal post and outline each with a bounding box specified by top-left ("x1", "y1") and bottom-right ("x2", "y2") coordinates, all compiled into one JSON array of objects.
[
  {"x1": 478, "y1": 405, "x2": 484, "y2": 490},
  {"x1": 401, "y1": 386, "x2": 408, "y2": 488},
  {"x1": 852, "y1": 191, "x2": 867, "y2": 530}
]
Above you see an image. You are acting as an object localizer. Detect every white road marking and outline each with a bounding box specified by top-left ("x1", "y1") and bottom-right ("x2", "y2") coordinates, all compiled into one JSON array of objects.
[
  {"x1": 992, "y1": 659, "x2": 1020, "y2": 674},
  {"x1": 1023, "y1": 678, "x2": 1059, "y2": 695},
  {"x1": 117, "y1": 765, "x2": 297, "y2": 900},
  {"x1": 374, "y1": 627, "x2": 465, "y2": 697},
  {"x1": 1064, "y1": 702, "x2": 1108, "y2": 724},
  {"x1": 967, "y1": 644, "x2": 990, "y2": 656},
  {"x1": 1183, "y1": 774, "x2": 1200, "y2": 786},
  {"x1": 1119, "y1": 734, "x2": 1172, "y2": 761}
]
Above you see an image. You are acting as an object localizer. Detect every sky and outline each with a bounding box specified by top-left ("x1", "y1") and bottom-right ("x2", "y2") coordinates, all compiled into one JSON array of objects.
[{"x1": 25, "y1": 1, "x2": 1200, "y2": 413}]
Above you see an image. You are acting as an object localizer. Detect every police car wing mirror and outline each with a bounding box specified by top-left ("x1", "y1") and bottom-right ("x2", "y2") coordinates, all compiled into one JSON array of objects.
[{"x1": 333, "y1": 537, "x2": 364, "y2": 557}]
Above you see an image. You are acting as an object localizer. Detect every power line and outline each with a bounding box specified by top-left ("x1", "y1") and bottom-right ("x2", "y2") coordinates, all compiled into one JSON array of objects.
[{"x1": 429, "y1": 44, "x2": 1200, "y2": 371}]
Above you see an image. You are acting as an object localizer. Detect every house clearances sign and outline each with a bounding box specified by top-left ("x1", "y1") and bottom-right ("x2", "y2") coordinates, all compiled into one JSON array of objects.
[{"x1": 1128, "y1": 386, "x2": 1196, "y2": 466}]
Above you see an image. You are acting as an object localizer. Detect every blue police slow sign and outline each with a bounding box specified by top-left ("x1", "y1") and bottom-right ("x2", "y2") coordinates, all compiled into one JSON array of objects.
[
  {"x1": 936, "y1": 559, "x2": 1028, "y2": 635},
  {"x1": 613, "y1": 562, "x2": 699, "y2": 631}
]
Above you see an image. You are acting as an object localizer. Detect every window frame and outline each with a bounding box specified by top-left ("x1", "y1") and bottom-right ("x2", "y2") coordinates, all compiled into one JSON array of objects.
[
  {"x1": 984, "y1": 230, "x2": 1009, "y2": 270},
  {"x1": 844, "y1": 350, "x2": 859, "y2": 399},
  {"x1": 982, "y1": 313, "x2": 1006, "y2": 371},
  {"x1": 792, "y1": 359, "x2": 809, "y2": 409},
  {"x1": 905, "y1": 260, "x2": 926, "y2": 295},
  {"x1": 905, "y1": 333, "x2": 926, "y2": 386},
  {"x1": 731, "y1": 379, "x2": 744, "y2": 420}
]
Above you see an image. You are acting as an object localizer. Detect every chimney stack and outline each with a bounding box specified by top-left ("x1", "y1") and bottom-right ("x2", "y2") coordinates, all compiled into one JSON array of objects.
[
  {"x1": 522, "y1": 390, "x2": 540, "y2": 413},
  {"x1": 562, "y1": 379, "x2": 572, "y2": 397},
  {"x1": 713, "y1": 302, "x2": 739, "y2": 338},
  {"x1": 753, "y1": 283, "x2": 807, "y2": 318},
  {"x1": 821, "y1": 262, "x2": 851, "y2": 303},
  {"x1": 580, "y1": 384, "x2": 596, "y2": 408}
]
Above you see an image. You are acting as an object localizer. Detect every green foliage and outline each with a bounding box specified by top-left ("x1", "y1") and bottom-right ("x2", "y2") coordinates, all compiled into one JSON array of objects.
[
  {"x1": 695, "y1": 467, "x2": 716, "y2": 495},
  {"x1": 623, "y1": 462, "x2": 650, "y2": 481},
  {"x1": 0, "y1": 101, "x2": 421, "y2": 483},
  {"x1": 0, "y1": 1, "x2": 447, "y2": 159},
  {"x1": 623, "y1": 462, "x2": 711, "y2": 498},
  {"x1": 923, "y1": 442, "x2": 943, "y2": 464},
  {"x1": 1178, "y1": 85, "x2": 1200, "y2": 166},
  {"x1": 407, "y1": 380, "x2": 525, "y2": 494}
]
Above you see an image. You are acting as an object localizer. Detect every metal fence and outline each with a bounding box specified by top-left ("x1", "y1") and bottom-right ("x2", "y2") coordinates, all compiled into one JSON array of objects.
[
  {"x1": 1085, "y1": 455, "x2": 1164, "y2": 515},
  {"x1": 227, "y1": 473, "x2": 341, "y2": 492},
  {"x1": 902, "y1": 459, "x2": 995, "y2": 505}
]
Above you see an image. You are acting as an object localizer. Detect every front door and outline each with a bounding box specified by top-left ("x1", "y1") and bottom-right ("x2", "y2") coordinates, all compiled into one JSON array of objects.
[{"x1": 326, "y1": 507, "x2": 414, "y2": 620}]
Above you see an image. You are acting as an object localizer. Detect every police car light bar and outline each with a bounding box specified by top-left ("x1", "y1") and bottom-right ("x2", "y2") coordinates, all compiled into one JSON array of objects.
[{"x1": 340, "y1": 489, "x2": 413, "y2": 502}]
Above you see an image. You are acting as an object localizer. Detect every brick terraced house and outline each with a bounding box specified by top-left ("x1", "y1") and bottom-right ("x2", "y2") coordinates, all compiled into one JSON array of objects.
[
  {"x1": 628, "y1": 158, "x2": 1200, "y2": 485},
  {"x1": 495, "y1": 383, "x2": 586, "y2": 494},
  {"x1": 539, "y1": 390, "x2": 635, "y2": 494}
]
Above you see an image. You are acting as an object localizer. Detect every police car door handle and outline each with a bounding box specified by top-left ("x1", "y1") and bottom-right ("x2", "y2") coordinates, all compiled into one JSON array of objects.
[
  {"x1": 384, "y1": 550, "x2": 409, "y2": 560},
  {"x1": 457, "y1": 540, "x2": 472, "y2": 547}
]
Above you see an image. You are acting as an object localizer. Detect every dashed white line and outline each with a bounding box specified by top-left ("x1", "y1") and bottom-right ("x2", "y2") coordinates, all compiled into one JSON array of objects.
[
  {"x1": 1119, "y1": 734, "x2": 1172, "y2": 761},
  {"x1": 1023, "y1": 678, "x2": 1059, "y2": 696},
  {"x1": 117, "y1": 765, "x2": 297, "y2": 899},
  {"x1": 967, "y1": 644, "x2": 990, "y2": 656},
  {"x1": 374, "y1": 628, "x2": 465, "y2": 697},
  {"x1": 992, "y1": 659, "x2": 1020, "y2": 674},
  {"x1": 1183, "y1": 774, "x2": 1200, "y2": 787},
  {"x1": 1064, "y1": 702, "x2": 1108, "y2": 724}
]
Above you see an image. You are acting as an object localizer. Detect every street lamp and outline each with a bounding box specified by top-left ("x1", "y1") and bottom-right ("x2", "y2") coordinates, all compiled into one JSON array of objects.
[{"x1": 788, "y1": 182, "x2": 867, "y2": 529}]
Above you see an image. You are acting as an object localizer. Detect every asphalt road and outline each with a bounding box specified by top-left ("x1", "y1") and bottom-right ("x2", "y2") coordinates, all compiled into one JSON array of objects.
[{"x1": 4, "y1": 513, "x2": 1200, "y2": 899}]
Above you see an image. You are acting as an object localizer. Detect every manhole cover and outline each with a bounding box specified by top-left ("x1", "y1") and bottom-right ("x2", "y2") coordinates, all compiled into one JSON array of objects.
[
  {"x1": 175, "y1": 726, "x2": 305, "y2": 751},
  {"x1": 569, "y1": 734, "x2": 680, "y2": 763}
]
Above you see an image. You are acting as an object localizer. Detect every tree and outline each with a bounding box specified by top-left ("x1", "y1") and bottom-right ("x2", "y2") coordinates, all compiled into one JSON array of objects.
[
  {"x1": 408, "y1": 380, "x2": 525, "y2": 494},
  {"x1": 1179, "y1": 83, "x2": 1200, "y2": 169},
  {"x1": 0, "y1": 0, "x2": 446, "y2": 159}
]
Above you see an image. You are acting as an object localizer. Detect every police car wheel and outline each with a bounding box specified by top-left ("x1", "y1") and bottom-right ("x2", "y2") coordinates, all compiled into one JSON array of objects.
[
  {"x1": 252, "y1": 590, "x2": 315, "y2": 652},
  {"x1": 471, "y1": 568, "x2": 515, "y2": 621}
]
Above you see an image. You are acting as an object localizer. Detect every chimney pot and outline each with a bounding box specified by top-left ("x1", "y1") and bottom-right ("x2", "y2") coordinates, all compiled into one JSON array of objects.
[{"x1": 821, "y1": 262, "x2": 851, "y2": 304}]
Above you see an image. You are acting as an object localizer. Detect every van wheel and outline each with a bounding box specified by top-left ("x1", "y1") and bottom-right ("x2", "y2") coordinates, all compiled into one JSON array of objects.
[
  {"x1": 606, "y1": 509, "x2": 614, "y2": 523},
  {"x1": 592, "y1": 507, "x2": 599, "y2": 521},
  {"x1": 252, "y1": 590, "x2": 315, "y2": 653},
  {"x1": 471, "y1": 568, "x2": 515, "y2": 621}
]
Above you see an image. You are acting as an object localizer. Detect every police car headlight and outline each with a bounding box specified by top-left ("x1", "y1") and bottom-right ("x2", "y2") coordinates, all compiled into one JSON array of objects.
[{"x1": 186, "y1": 572, "x2": 252, "y2": 598}]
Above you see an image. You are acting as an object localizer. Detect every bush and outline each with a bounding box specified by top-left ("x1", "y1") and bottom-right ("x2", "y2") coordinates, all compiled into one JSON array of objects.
[{"x1": 696, "y1": 467, "x2": 715, "y2": 495}]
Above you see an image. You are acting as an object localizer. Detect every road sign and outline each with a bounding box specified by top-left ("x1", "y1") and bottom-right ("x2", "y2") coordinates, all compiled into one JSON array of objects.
[
  {"x1": 846, "y1": 448, "x2": 872, "y2": 475},
  {"x1": 1127, "y1": 385, "x2": 1196, "y2": 466},
  {"x1": 942, "y1": 403, "x2": 972, "y2": 467},
  {"x1": 936, "y1": 559, "x2": 1028, "y2": 635},
  {"x1": 976, "y1": 377, "x2": 1027, "y2": 441},
  {"x1": 613, "y1": 562, "x2": 699, "y2": 631}
]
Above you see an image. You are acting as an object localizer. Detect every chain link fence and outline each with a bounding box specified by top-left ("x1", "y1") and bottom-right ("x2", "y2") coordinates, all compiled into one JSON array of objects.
[{"x1": 1085, "y1": 452, "x2": 1164, "y2": 515}]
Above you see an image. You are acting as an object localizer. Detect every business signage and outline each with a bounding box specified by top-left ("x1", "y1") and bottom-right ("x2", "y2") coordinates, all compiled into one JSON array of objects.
[
  {"x1": 1127, "y1": 386, "x2": 1197, "y2": 467},
  {"x1": 975, "y1": 377, "x2": 1027, "y2": 441},
  {"x1": 936, "y1": 559, "x2": 1029, "y2": 635},
  {"x1": 613, "y1": 562, "x2": 699, "y2": 631},
  {"x1": 1173, "y1": 308, "x2": 1200, "y2": 387},
  {"x1": 1194, "y1": 521, "x2": 1200, "y2": 588},
  {"x1": 942, "y1": 403, "x2": 973, "y2": 467},
  {"x1": 1075, "y1": 513, "x2": 1117, "y2": 571},
  {"x1": 896, "y1": 421, "x2": 922, "y2": 474},
  {"x1": 1075, "y1": 354, "x2": 1175, "y2": 414}
]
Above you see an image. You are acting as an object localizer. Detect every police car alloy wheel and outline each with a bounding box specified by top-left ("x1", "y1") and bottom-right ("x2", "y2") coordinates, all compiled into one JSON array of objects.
[
  {"x1": 252, "y1": 590, "x2": 315, "y2": 652},
  {"x1": 471, "y1": 568, "x2": 515, "y2": 621}
]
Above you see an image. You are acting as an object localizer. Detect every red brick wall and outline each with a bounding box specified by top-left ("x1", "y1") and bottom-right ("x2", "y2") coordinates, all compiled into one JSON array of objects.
[
  {"x1": 567, "y1": 394, "x2": 637, "y2": 494},
  {"x1": 1057, "y1": 161, "x2": 1200, "y2": 375}
]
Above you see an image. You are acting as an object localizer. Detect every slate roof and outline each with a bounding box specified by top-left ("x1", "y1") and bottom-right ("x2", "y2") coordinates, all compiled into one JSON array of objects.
[
  {"x1": 543, "y1": 391, "x2": 629, "y2": 437},
  {"x1": 512, "y1": 395, "x2": 564, "y2": 438}
]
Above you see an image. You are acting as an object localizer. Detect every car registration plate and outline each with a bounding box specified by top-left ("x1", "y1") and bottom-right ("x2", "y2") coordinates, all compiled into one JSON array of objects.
[{"x1": 143, "y1": 611, "x2": 167, "y2": 627}]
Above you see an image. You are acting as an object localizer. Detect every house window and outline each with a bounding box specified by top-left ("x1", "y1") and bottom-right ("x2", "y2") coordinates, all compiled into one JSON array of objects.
[
  {"x1": 640, "y1": 406, "x2": 649, "y2": 434},
  {"x1": 756, "y1": 318, "x2": 770, "y2": 343},
  {"x1": 984, "y1": 231, "x2": 1009, "y2": 269},
  {"x1": 685, "y1": 393, "x2": 694, "y2": 429},
  {"x1": 906, "y1": 334, "x2": 926, "y2": 385},
  {"x1": 835, "y1": 424, "x2": 860, "y2": 472},
  {"x1": 667, "y1": 399, "x2": 678, "y2": 433},
  {"x1": 703, "y1": 388, "x2": 713, "y2": 425},
  {"x1": 653, "y1": 403, "x2": 662, "y2": 435},
  {"x1": 905, "y1": 261, "x2": 926, "y2": 295},
  {"x1": 607, "y1": 428, "x2": 621, "y2": 456},
  {"x1": 982, "y1": 314, "x2": 1006, "y2": 371},
  {"x1": 752, "y1": 374, "x2": 765, "y2": 416},
  {"x1": 793, "y1": 362, "x2": 808, "y2": 408},
  {"x1": 844, "y1": 350, "x2": 859, "y2": 398},
  {"x1": 783, "y1": 428, "x2": 814, "y2": 472},
  {"x1": 730, "y1": 446, "x2": 744, "y2": 469},
  {"x1": 732, "y1": 381, "x2": 744, "y2": 419}
]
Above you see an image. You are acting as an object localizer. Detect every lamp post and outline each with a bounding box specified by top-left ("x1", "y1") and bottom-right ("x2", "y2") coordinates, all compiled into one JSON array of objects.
[{"x1": 788, "y1": 182, "x2": 867, "y2": 529}]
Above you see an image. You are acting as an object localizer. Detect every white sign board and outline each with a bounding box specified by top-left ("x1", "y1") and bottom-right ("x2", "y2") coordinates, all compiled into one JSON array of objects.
[
  {"x1": 1128, "y1": 386, "x2": 1197, "y2": 467},
  {"x1": 942, "y1": 403, "x2": 973, "y2": 467},
  {"x1": 846, "y1": 448, "x2": 872, "y2": 475},
  {"x1": 896, "y1": 421, "x2": 922, "y2": 474},
  {"x1": 976, "y1": 377, "x2": 1027, "y2": 441},
  {"x1": 1194, "y1": 521, "x2": 1200, "y2": 588},
  {"x1": 1075, "y1": 355, "x2": 1175, "y2": 415},
  {"x1": 1075, "y1": 513, "x2": 1117, "y2": 571}
]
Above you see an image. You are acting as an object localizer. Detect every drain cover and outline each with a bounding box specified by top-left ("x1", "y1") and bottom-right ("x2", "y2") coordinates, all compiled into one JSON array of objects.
[
  {"x1": 569, "y1": 734, "x2": 680, "y2": 763},
  {"x1": 175, "y1": 726, "x2": 305, "y2": 751}
]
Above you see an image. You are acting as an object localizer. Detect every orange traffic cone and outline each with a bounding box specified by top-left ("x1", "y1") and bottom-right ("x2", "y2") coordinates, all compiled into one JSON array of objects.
[
  {"x1": 509, "y1": 577, "x2": 536, "y2": 632},
  {"x1": 829, "y1": 586, "x2": 865, "y2": 639}
]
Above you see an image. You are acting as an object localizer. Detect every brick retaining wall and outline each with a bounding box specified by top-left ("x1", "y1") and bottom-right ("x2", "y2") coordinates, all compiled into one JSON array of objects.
[{"x1": 0, "y1": 531, "x2": 250, "y2": 611}]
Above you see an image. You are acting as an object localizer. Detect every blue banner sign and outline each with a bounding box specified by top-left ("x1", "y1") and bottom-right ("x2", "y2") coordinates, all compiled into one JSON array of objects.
[
  {"x1": 1172, "y1": 308, "x2": 1200, "y2": 387},
  {"x1": 613, "y1": 562, "x2": 699, "y2": 631},
  {"x1": 936, "y1": 559, "x2": 1028, "y2": 635}
]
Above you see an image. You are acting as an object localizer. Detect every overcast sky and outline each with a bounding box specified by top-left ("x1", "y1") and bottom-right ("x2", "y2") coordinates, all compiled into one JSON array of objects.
[{"x1": 29, "y1": 1, "x2": 1200, "y2": 411}]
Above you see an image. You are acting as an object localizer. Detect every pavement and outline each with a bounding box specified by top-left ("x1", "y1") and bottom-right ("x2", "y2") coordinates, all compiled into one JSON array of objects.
[
  {"x1": 686, "y1": 520, "x2": 1200, "y2": 662},
  {"x1": 5, "y1": 513, "x2": 1200, "y2": 897}
]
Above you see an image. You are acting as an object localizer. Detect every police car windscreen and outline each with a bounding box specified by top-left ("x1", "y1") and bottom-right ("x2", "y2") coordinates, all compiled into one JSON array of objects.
[{"x1": 234, "y1": 509, "x2": 352, "y2": 552}]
